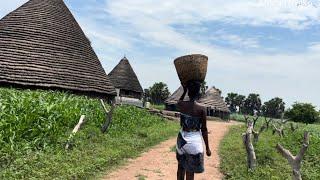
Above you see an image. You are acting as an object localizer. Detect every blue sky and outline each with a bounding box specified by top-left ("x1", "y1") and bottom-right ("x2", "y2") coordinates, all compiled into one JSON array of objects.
[{"x1": 1, "y1": 0, "x2": 320, "y2": 108}]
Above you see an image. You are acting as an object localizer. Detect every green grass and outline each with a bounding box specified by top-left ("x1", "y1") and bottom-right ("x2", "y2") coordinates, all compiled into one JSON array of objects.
[
  {"x1": 219, "y1": 120, "x2": 320, "y2": 180},
  {"x1": 150, "y1": 104, "x2": 165, "y2": 110},
  {"x1": 0, "y1": 87, "x2": 179, "y2": 179}
]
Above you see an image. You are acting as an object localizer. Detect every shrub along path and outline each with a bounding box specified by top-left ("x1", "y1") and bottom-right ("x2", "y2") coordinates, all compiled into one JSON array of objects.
[{"x1": 103, "y1": 121, "x2": 239, "y2": 180}]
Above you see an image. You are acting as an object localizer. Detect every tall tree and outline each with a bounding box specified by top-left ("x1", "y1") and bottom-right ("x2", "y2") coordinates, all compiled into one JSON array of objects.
[
  {"x1": 225, "y1": 93, "x2": 238, "y2": 113},
  {"x1": 261, "y1": 97, "x2": 285, "y2": 119},
  {"x1": 243, "y1": 94, "x2": 262, "y2": 115},
  {"x1": 148, "y1": 82, "x2": 170, "y2": 105}
]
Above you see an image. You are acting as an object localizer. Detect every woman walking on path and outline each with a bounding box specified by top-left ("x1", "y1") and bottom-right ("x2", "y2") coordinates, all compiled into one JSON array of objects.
[{"x1": 176, "y1": 81, "x2": 212, "y2": 180}]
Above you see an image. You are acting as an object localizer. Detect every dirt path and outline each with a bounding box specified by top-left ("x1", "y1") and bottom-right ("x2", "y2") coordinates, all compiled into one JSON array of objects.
[{"x1": 103, "y1": 121, "x2": 238, "y2": 180}]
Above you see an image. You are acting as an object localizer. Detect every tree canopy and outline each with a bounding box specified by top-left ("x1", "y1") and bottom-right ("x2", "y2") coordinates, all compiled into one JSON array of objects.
[
  {"x1": 261, "y1": 97, "x2": 285, "y2": 118},
  {"x1": 285, "y1": 102, "x2": 319, "y2": 124},
  {"x1": 147, "y1": 82, "x2": 170, "y2": 105},
  {"x1": 242, "y1": 93, "x2": 262, "y2": 115}
]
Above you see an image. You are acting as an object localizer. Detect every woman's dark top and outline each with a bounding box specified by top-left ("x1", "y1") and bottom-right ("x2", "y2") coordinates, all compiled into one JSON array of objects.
[{"x1": 180, "y1": 113, "x2": 202, "y2": 131}]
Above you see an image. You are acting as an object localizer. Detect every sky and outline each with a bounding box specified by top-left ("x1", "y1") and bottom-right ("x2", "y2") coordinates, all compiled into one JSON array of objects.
[{"x1": 1, "y1": 0, "x2": 320, "y2": 108}]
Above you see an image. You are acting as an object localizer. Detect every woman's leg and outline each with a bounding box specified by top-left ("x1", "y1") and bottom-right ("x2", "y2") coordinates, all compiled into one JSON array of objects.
[
  {"x1": 186, "y1": 171, "x2": 194, "y2": 180},
  {"x1": 177, "y1": 164, "x2": 185, "y2": 180}
]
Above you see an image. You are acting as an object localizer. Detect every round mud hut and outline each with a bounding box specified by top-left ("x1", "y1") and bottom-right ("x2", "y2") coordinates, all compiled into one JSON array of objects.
[
  {"x1": 108, "y1": 57, "x2": 143, "y2": 101},
  {"x1": 0, "y1": 0, "x2": 116, "y2": 99}
]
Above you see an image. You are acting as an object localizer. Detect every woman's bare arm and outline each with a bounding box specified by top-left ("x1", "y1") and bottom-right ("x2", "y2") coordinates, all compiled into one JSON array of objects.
[{"x1": 201, "y1": 108, "x2": 211, "y2": 156}]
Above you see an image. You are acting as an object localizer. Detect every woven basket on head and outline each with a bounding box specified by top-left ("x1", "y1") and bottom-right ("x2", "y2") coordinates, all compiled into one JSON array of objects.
[{"x1": 174, "y1": 54, "x2": 208, "y2": 85}]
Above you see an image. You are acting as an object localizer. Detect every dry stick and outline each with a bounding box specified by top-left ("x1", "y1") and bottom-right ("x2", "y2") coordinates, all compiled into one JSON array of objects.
[
  {"x1": 272, "y1": 123, "x2": 285, "y2": 137},
  {"x1": 243, "y1": 114, "x2": 250, "y2": 124},
  {"x1": 65, "y1": 115, "x2": 86, "y2": 150},
  {"x1": 242, "y1": 120, "x2": 256, "y2": 170},
  {"x1": 252, "y1": 124, "x2": 267, "y2": 143},
  {"x1": 100, "y1": 99, "x2": 116, "y2": 133},
  {"x1": 276, "y1": 132, "x2": 310, "y2": 180},
  {"x1": 252, "y1": 115, "x2": 260, "y2": 128},
  {"x1": 264, "y1": 117, "x2": 273, "y2": 130}
]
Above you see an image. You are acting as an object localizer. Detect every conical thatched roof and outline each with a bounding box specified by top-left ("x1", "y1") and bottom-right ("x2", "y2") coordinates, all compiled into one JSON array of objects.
[
  {"x1": 165, "y1": 86, "x2": 189, "y2": 105},
  {"x1": 198, "y1": 87, "x2": 230, "y2": 113},
  {"x1": 108, "y1": 57, "x2": 143, "y2": 93},
  {"x1": 0, "y1": 0, "x2": 116, "y2": 97}
]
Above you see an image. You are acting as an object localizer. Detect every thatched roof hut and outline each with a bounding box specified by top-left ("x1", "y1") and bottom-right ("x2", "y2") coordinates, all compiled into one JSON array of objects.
[
  {"x1": 108, "y1": 57, "x2": 143, "y2": 99},
  {"x1": 0, "y1": 0, "x2": 116, "y2": 98},
  {"x1": 165, "y1": 86, "x2": 188, "y2": 106},
  {"x1": 165, "y1": 86, "x2": 230, "y2": 119},
  {"x1": 198, "y1": 87, "x2": 230, "y2": 113}
]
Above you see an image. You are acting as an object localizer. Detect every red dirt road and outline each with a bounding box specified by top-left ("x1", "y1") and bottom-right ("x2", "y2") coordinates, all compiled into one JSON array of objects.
[{"x1": 103, "y1": 121, "x2": 238, "y2": 180}]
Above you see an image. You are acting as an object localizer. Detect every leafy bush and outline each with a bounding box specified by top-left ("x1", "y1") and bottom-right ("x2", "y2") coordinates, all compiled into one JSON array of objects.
[
  {"x1": 0, "y1": 87, "x2": 179, "y2": 179},
  {"x1": 285, "y1": 103, "x2": 319, "y2": 124}
]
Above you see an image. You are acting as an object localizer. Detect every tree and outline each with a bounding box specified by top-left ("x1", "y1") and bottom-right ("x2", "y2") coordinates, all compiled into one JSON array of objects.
[
  {"x1": 243, "y1": 94, "x2": 262, "y2": 115},
  {"x1": 285, "y1": 102, "x2": 319, "y2": 124},
  {"x1": 235, "y1": 94, "x2": 246, "y2": 113},
  {"x1": 261, "y1": 97, "x2": 285, "y2": 119},
  {"x1": 225, "y1": 93, "x2": 238, "y2": 113},
  {"x1": 200, "y1": 81, "x2": 208, "y2": 96},
  {"x1": 148, "y1": 82, "x2": 170, "y2": 105}
]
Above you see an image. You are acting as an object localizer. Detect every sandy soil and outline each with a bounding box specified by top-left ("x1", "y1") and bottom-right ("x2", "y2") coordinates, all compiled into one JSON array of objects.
[{"x1": 103, "y1": 121, "x2": 239, "y2": 180}]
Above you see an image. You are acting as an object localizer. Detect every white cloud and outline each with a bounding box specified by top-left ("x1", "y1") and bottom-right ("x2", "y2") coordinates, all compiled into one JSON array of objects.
[
  {"x1": 106, "y1": 0, "x2": 320, "y2": 30},
  {"x1": 102, "y1": 0, "x2": 320, "y2": 107}
]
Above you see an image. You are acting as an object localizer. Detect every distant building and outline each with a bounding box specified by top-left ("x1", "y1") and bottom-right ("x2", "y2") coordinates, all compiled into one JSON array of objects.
[
  {"x1": 165, "y1": 86, "x2": 230, "y2": 119},
  {"x1": 0, "y1": 0, "x2": 116, "y2": 99},
  {"x1": 108, "y1": 57, "x2": 143, "y2": 107},
  {"x1": 198, "y1": 87, "x2": 230, "y2": 119}
]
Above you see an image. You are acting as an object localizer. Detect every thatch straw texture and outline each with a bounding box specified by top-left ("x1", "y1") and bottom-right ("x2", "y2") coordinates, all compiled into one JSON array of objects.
[
  {"x1": 0, "y1": 0, "x2": 116, "y2": 97},
  {"x1": 164, "y1": 86, "x2": 189, "y2": 105},
  {"x1": 198, "y1": 87, "x2": 230, "y2": 113},
  {"x1": 174, "y1": 54, "x2": 208, "y2": 85},
  {"x1": 108, "y1": 57, "x2": 143, "y2": 94}
]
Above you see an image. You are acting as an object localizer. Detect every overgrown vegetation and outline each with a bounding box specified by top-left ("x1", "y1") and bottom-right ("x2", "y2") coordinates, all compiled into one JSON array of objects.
[
  {"x1": 285, "y1": 102, "x2": 320, "y2": 124},
  {"x1": 0, "y1": 87, "x2": 179, "y2": 179},
  {"x1": 219, "y1": 121, "x2": 320, "y2": 179}
]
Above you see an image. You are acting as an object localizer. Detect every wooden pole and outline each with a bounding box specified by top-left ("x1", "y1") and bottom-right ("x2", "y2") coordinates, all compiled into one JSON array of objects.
[
  {"x1": 242, "y1": 120, "x2": 256, "y2": 170},
  {"x1": 65, "y1": 115, "x2": 86, "y2": 150},
  {"x1": 101, "y1": 99, "x2": 116, "y2": 133}
]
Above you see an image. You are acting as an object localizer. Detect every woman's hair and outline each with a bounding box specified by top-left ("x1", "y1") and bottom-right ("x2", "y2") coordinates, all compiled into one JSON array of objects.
[{"x1": 186, "y1": 80, "x2": 201, "y2": 101}]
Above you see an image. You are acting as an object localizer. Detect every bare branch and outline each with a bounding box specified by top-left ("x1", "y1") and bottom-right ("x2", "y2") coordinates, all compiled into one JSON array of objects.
[{"x1": 276, "y1": 131, "x2": 310, "y2": 180}]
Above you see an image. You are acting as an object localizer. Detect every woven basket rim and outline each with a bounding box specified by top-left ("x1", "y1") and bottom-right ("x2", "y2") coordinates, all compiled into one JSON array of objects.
[{"x1": 174, "y1": 54, "x2": 208, "y2": 63}]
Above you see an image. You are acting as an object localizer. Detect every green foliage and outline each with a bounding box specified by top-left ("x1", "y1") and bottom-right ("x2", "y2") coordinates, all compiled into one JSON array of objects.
[
  {"x1": 243, "y1": 93, "x2": 262, "y2": 115},
  {"x1": 147, "y1": 82, "x2": 170, "y2": 105},
  {"x1": 261, "y1": 97, "x2": 285, "y2": 119},
  {"x1": 285, "y1": 102, "x2": 319, "y2": 124},
  {"x1": 225, "y1": 93, "x2": 238, "y2": 113},
  {"x1": 150, "y1": 104, "x2": 165, "y2": 110},
  {"x1": 0, "y1": 87, "x2": 179, "y2": 179},
  {"x1": 219, "y1": 121, "x2": 320, "y2": 180},
  {"x1": 225, "y1": 93, "x2": 246, "y2": 113}
]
